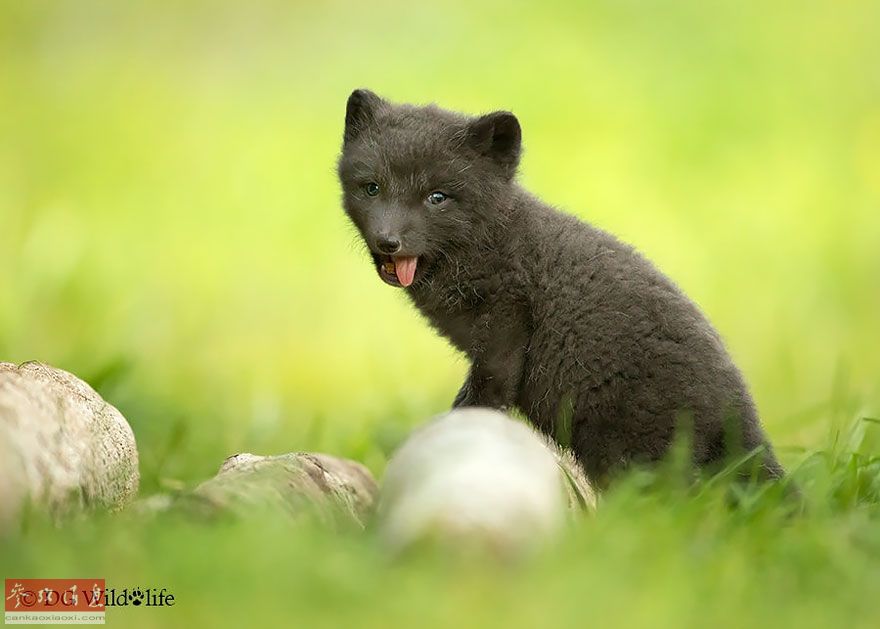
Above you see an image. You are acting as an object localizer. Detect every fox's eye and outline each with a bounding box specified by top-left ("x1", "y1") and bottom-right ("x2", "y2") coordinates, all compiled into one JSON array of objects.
[
  {"x1": 427, "y1": 191, "x2": 448, "y2": 205},
  {"x1": 365, "y1": 182, "x2": 381, "y2": 197}
]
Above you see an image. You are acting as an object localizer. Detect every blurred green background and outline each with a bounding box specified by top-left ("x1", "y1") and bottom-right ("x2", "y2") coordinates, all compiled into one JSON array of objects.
[{"x1": 2, "y1": 1, "x2": 879, "y2": 627}]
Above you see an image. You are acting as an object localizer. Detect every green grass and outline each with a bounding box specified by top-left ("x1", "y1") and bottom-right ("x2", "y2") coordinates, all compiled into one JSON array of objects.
[
  {"x1": 1, "y1": 1, "x2": 879, "y2": 626},
  {"x1": 4, "y1": 424, "x2": 880, "y2": 628}
]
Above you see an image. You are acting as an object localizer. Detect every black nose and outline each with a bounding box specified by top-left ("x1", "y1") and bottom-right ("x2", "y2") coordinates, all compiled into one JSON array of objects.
[{"x1": 377, "y1": 237, "x2": 401, "y2": 254}]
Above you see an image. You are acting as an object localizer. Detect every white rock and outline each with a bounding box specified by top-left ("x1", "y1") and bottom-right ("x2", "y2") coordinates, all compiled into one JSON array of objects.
[{"x1": 377, "y1": 408, "x2": 595, "y2": 553}]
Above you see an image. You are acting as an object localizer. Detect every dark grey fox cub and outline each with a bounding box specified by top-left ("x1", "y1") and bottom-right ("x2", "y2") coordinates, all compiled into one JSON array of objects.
[{"x1": 337, "y1": 89, "x2": 784, "y2": 486}]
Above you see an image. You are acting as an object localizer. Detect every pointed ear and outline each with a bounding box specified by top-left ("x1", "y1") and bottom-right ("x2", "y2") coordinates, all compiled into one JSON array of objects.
[
  {"x1": 467, "y1": 111, "x2": 522, "y2": 173},
  {"x1": 344, "y1": 89, "x2": 383, "y2": 144}
]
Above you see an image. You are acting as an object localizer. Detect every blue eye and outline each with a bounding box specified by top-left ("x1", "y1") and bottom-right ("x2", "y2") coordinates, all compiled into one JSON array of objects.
[
  {"x1": 365, "y1": 182, "x2": 380, "y2": 197},
  {"x1": 427, "y1": 191, "x2": 448, "y2": 205}
]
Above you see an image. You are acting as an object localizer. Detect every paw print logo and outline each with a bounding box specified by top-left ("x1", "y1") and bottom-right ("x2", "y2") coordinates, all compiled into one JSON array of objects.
[{"x1": 129, "y1": 588, "x2": 145, "y2": 606}]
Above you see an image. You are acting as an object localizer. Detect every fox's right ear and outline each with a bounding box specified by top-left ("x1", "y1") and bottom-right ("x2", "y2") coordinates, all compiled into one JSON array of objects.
[
  {"x1": 467, "y1": 111, "x2": 522, "y2": 176},
  {"x1": 344, "y1": 89, "x2": 383, "y2": 144}
]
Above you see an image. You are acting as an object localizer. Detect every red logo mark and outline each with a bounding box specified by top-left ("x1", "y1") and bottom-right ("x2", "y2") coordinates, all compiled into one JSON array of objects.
[{"x1": 4, "y1": 579, "x2": 106, "y2": 612}]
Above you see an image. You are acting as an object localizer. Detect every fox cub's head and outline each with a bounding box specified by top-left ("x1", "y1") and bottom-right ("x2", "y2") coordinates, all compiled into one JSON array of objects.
[{"x1": 337, "y1": 89, "x2": 521, "y2": 288}]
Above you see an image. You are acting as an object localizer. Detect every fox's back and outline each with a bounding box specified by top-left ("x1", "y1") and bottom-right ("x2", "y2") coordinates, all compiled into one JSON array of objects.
[{"x1": 513, "y1": 200, "x2": 766, "y2": 478}]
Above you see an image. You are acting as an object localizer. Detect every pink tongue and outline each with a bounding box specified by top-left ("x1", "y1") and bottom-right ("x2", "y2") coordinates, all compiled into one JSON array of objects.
[{"x1": 394, "y1": 256, "x2": 418, "y2": 287}]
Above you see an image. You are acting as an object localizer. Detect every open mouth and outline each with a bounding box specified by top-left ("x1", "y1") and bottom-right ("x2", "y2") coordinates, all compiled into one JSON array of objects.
[{"x1": 373, "y1": 253, "x2": 419, "y2": 288}]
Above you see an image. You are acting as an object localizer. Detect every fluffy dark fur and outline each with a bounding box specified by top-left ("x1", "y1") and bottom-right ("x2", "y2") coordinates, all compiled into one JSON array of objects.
[{"x1": 337, "y1": 89, "x2": 784, "y2": 486}]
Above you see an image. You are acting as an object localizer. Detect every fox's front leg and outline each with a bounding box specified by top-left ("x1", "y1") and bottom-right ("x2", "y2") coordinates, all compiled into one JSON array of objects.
[
  {"x1": 452, "y1": 370, "x2": 477, "y2": 408},
  {"x1": 452, "y1": 312, "x2": 528, "y2": 410},
  {"x1": 452, "y1": 361, "x2": 518, "y2": 409}
]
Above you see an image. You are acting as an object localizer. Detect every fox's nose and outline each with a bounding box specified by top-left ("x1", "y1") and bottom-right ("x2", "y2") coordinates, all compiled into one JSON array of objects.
[{"x1": 377, "y1": 237, "x2": 401, "y2": 254}]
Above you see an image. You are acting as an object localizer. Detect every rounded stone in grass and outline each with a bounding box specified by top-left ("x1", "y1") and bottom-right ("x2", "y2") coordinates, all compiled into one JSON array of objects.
[
  {"x1": 163, "y1": 452, "x2": 380, "y2": 528},
  {"x1": 0, "y1": 361, "x2": 140, "y2": 529},
  {"x1": 376, "y1": 407, "x2": 596, "y2": 554}
]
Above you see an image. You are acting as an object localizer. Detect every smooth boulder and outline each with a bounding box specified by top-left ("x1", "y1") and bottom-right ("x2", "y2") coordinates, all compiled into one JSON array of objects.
[{"x1": 377, "y1": 408, "x2": 596, "y2": 553}]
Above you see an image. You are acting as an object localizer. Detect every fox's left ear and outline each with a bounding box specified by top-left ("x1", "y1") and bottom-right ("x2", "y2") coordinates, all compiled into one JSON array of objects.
[
  {"x1": 344, "y1": 89, "x2": 384, "y2": 144},
  {"x1": 467, "y1": 111, "x2": 522, "y2": 175}
]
